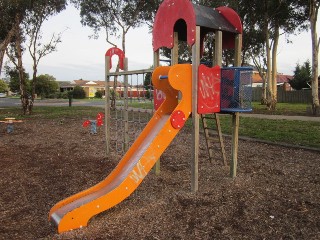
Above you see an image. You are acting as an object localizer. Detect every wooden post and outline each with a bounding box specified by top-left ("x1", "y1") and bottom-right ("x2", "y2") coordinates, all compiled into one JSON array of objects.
[
  {"x1": 234, "y1": 34, "x2": 242, "y2": 66},
  {"x1": 172, "y1": 32, "x2": 179, "y2": 65},
  {"x1": 214, "y1": 31, "x2": 223, "y2": 66},
  {"x1": 123, "y1": 58, "x2": 129, "y2": 151},
  {"x1": 230, "y1": 33, "x2": 242, "y2": 178},
  {"x1": 105, "y1": 56, "x2": 111, "y2": 155},
  {"x1": 230, "y1": 112, "x2": 239, "y2": 178},
  {"x1": 191, "y1": 26, "x2": 201, "y2": 192}
]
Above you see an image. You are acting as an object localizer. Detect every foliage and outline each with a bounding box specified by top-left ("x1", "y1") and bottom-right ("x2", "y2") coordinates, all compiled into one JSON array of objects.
[
  {"x1": 1, "y1": 0, "x2": 67, "y2": 114},
  {"x1": 72, "y1": 0, "x2": 154, "y2": 51},
  {"x1": 5, "y1": 67, "x2": 30, "y2": 93},
  {"x1": 0, "y1": 79, "x2": 8, "y2": 92},
  {"x1": 143, "y1": 71, "x2": 152, "y2": 90},
  {"x1": 72, "y1": 85, "x2": 86, "y2": 99},
  {"x1": 24, "y1": 0, "x2": 66, "y2": 113},
  {"x1": 289, "y1": 61, "x2": 311, "y2": 90},
  {"x1": 49, "y1": 91, "x2": 69, "y2": 99},
  {"x1": 94, "y1": 90, "x2": 103, "y2": 98},
  {"x1": 143, "y1": 69, "x2": 153, "y2": 99},
  {"x1": 0, "y1": 0, "x2": 32, "y2": 75},
  {"x1": 34, "y1": 74, "x2": 59, "y2": 98}
]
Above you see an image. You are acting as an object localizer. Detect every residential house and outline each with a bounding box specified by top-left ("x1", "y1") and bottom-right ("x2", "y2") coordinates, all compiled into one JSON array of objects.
[
  {"x1": 252, "y1": 71, "x2": 293, "y2": 91},
  {"x1": 59, "y1": 79, "x2": 146, "y2": 98}
]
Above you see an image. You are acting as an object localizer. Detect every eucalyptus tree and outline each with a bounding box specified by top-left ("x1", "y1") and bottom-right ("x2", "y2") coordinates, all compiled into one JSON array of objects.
[
  {"x1": 0, "y1": 3, "x2": 15, "y2": 76},
  {"x1": 73, "y1": 0, "x2": 153, "y2": 52},
  {"x1": 305, "y1": 0, "x2": 320, "y2": 115},
  {"x1": 235, "y1": 0, "x2": 308, "y2": 110},
  {"x1": 0, "y1": 0, "x2": 29, "y2": 76},
  {"x1": 24, "y1": 0, "x2": 66, "y2": 113},
  {"x1": 2, "y1": 0, "x2": 67, "y2": 114},
  {"x1": 3, "y1": 0, "x2": 33, "y2": 114},
  {"x1": 72, "y1": 0, "x2": 157, "y2": 108}
]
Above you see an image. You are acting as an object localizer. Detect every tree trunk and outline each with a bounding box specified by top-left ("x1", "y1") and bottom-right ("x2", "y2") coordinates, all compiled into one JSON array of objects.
[
  {"x1": 269, "y1": 22, "x2": 280, "y2": 111},
  {"x1": 14, "y1": 15, "x2": 30, "y2": 115},
  {"x1": 310, "y1": 0, "x2": 320, "y2": 115},
  {"x1": 0, "y1": 48, "x2": 6, "y2": 76},
  {"x1": 0, "y1": 27, "x2": 15, "y2": 76},
  {"x1": 265, "y1": 20, "x2": 272, "y2": 110},
  {"x1": 28, "y1": 63, "x2": 37, "y2": 114},
  {"x1": 28, "y1": 44, "x2": 38, "y2": 114},
  {"x1": 261, "y1": 75, "x2": 267, "y2": 105}
]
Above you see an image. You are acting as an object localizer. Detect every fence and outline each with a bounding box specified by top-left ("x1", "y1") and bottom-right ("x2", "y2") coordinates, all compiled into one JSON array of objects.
[{"x1": 252, "y1": 87, "x2": 314, "y2": 103}]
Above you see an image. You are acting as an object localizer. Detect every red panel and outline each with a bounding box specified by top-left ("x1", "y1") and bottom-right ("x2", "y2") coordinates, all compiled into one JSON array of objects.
[
  {"x1": 82, "y1": 120, "x2": 90, "y2": 128},
  {"x1": 105, "y1": 47, "x2": 125, "y2": 70},
  {"x1": 170, "y1": 110, "x2": 186, "y2": 129},
  {"x1": 152, "y1": 0, "x2": 196, "y2": 51},
  {"x1": 216, "y1": 6, "x2": 242, "y2": 49},
  {"x1": 153, "y1": 89, "x2": 166, "y2": 110},
  {"x1": 197, "y1": 64, "x2": 221, "y2": 114},
  {"x1": 96, "y1": 112, "x2": 104, "y2": 126},
  {"x1": 216, "y1": 6, "x2": 242, "y2": 33}
]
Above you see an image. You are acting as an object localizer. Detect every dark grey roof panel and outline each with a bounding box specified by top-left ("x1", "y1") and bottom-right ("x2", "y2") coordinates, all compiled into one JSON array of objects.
[{"x1": 193, "y1": 4, "x2": 238, "y2": 33}]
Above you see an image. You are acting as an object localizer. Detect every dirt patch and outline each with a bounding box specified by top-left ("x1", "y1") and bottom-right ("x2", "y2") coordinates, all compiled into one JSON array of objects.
[{"x1": 0, "y1": 117, "x2": 319, "y2": 239}]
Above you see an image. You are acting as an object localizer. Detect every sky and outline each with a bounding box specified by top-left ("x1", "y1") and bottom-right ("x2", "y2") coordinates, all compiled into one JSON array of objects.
[{"x1": 2, "y1": 5, "x2": 319, "y2": 82}]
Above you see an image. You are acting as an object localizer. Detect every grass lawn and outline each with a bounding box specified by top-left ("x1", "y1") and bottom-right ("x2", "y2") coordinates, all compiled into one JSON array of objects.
[
  {"x1": 1, "y1": 105, "x2": 319, "y2": 149},
  {"x1": 251, "y1": 102, "x2": 308, "y2": 116},
  {"x1": 216, "y1": 115, "x2": 320, "y2": 149}
]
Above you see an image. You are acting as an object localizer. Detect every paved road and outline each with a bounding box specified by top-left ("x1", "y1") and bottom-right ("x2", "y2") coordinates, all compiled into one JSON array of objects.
[
  {"x1": 0, "y1": 98, "x2": 105, "y2": 108},
  {"x1": 1, "y1": 97, "x2": 319, "y2": 122},
  {"x1": 240, "y1": 113, "x2": 320, "y2": 122}
]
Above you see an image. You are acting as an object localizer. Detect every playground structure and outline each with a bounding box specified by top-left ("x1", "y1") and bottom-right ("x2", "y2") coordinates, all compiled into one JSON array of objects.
[
  {"x1": 82, "y1": 112, "x2": 104, "y2": 134},
  {"x1": 0, "y1": 118, "x2": 23, "y2": 134},
  {"x1": 49, "y1": 0, "x2": 252, "y2": 233}
]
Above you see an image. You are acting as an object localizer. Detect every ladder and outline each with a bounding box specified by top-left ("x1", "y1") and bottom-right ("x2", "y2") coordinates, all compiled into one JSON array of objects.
[{"x1": 200, "y1": 113, "x2": 227, "y2": 166}]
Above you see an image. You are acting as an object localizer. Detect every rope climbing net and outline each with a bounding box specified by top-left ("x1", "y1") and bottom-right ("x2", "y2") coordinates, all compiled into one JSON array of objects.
[{"x1": 107, "y1": 69, "x2": 154, "y2": 153}]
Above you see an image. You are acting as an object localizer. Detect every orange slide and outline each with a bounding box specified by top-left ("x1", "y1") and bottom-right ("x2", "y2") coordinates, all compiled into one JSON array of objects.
[{"x1": 49, "y1": 64, "x2": 192, "y2": 233}]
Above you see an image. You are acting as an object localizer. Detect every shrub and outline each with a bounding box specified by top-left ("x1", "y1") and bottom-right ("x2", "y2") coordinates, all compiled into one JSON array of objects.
[
  {"x1": 48, "y1": 93, "x2": 58, "y2": 99},
  {"x1": 95, "y1": 90, "x2": 103, "y2": 98},
  {"x1": 72, "y1": 86, "x2": 86, "y2": 99}
]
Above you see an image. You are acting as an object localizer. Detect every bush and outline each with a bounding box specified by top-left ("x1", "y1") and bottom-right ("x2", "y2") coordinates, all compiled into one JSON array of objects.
[
  {"x1": 61, "y1": 91, "x2": 69, "y2": 99},
  {"x1": 72, "y1": 86, "x2": 86, "y2": 99},
  {"x1": 47, "y1": 93, "x2": 58, "y2": 99},
  {"x1": 95, "y1": 90, "x2": 103, "y2": 98}
]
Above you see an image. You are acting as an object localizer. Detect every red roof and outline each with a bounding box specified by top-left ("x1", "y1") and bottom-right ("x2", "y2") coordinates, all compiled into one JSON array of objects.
[
  {"x1": 252, "y1": 72, "x2": 292, "y2": 83},
  {"x1": 73, "y1": 79, "x2": 123, "y2": 87}
]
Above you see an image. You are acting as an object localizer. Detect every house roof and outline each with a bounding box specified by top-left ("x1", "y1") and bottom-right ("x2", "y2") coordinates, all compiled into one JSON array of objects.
[
  {"x1": 72, "y1": 79, "x2": 123, "y2": 87},
  {"x1": 58, "y1": 81, "x2": 76, "y2": 87},
  {"x1": 277, "y1": 74, "x2": 293, "y2": 83},
  {"x1": 252, "y1": 72, "x2": 293, "y2": 84}
]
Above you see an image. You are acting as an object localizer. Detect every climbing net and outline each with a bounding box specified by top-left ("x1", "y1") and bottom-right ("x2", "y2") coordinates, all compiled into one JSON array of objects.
[{"x1": 107, "y1": 69, "x2": 154, "y2": 153}]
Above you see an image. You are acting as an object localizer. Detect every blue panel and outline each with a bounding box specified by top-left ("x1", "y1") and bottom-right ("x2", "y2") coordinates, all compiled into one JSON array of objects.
[{"x1": 220, "y1": 67, "x2": 253, "y2": 113}]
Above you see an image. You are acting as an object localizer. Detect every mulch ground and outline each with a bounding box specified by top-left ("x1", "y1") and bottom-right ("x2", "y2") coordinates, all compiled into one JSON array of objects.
[{"x1": 0, "y1": 116, "x2": 319, "y2": 239}]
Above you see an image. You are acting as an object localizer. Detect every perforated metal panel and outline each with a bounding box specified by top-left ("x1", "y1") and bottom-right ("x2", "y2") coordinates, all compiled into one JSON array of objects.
[{"x1": 220, "y1": 67, "x2": 253, "y2": 112}]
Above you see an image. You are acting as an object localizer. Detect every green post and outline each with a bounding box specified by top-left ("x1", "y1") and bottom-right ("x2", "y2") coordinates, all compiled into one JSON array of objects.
[{"x1": 68, "y1": 91, "x2": 73, "y2": 107}]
